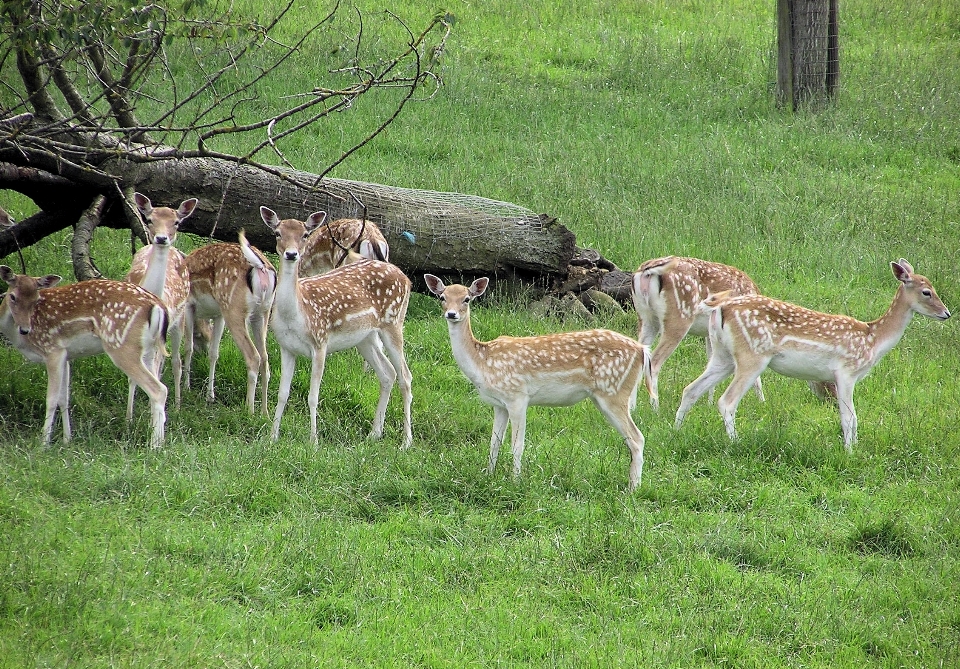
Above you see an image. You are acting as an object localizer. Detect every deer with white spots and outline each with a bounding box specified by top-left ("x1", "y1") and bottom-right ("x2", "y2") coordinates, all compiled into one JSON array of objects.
[
  {"x1": 633, "y1": 255, "x2": 764, "y2": 411},
  {"x1": 425, "y1": 274, "x2": 648, "y2": 491},
  {"x1": 0, "y1": 267, "x2": 169, "y2": 447},
  {"x1": 299, "y1": 217, "x2": 390, "y2": 276},
  {"x1": 126, "y1": 193, "x2": 195, "y2": 411},
  {"x1": 674, "y1": 259, "x2": 951, "y2": 451},
  {"x1": 183, "y1": 233, "x2": 277, "y2": 414},
  {"x1": 260, "y1": 207, "x2": 413, "y2": 447}
]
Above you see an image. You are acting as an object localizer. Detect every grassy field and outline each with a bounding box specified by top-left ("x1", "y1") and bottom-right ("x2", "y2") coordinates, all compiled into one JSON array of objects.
[{"x1": 2, "y1": 0, "x2": 959, "y2": 666}]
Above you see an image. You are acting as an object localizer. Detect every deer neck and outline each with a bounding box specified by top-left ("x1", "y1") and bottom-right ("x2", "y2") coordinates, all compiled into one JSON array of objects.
[
  {"x1": 445, "y1": 310, "x2": 488, "y2": 385},
  {"x1": 866, "y1": 285, "x2": 915, "y2": 362},
  {"x1": 139, "y1": 243, "x2": 173, "y2": 298},
  {"x1": 273, "y1": 258, "x2": 306, "y2": 321}
]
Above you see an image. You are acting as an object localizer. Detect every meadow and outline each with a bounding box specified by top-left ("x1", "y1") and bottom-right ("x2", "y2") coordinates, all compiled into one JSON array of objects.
[{"x1": 1, "y1": 0, "x2": 959, "y2": 666}]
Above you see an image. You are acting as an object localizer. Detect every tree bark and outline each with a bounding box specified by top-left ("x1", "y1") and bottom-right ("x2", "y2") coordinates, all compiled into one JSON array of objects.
[
  {"x1": 108, "y1": 156, "x2": 577, "y2": 281},
  {"x1": 776, "y1": 0, "x2": 839, "y2": 109}
]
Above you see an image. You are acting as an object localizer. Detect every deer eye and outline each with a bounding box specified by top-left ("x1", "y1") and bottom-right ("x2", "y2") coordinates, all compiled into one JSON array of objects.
[
  {"x1": 8, "y1": 294, "x2": 16, "y2": 303},
  {"x1": 274, "y1": 231, "x2": 281, "y2": 238},
  {"x1": 922, "y1": 289, "x2": 932, "y2": 298}
]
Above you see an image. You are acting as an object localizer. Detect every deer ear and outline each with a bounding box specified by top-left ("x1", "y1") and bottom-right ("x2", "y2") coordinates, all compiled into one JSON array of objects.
[
  {"x1": 358, "y1": 240, "x2": 376, "y2": 260},
  {"x1": 177, "y1": 198, "x2": 199, "y2": 221},
  {"x1": 305, "y1": 211, "x2": 327, "y2": 231},
  {"x1": 891, "y1": 260, "x2": 913, "y2": 283},
  {"x1": 423, "y1": 274, "x2": 445, "y2": 296},
  {"x1": 896, "y1": 258, "x2": 915, "y2": 275},
  {"x1": 469, "y1": 277, "x2": 489, "y2": 298},
  {"x1": 133, "y1": 192, "x2": 152, "y2": 216},
  {"x1": 37, "y1": 274, "x2": 61, "y2": 289},
  {"x1": 260, "y1": 206, "x2": 279, "y2": 230},
  {"x1": 0, "y1": 265, "x2": 15, "y2": 284},
  {"x1": 361, "y1": 239, "x2": 389, "y2": 262}
]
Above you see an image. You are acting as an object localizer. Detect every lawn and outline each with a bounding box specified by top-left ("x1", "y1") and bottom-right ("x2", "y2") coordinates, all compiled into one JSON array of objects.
[{"x1": 1, "y1": 1, "x2": 958, "y2": 666}]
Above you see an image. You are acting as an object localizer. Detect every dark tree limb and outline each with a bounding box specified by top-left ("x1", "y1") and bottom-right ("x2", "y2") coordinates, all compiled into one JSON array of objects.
[
  {"x1": 0, "y1": 208, "x2": 86, "y2": 260},
  {"x1": 72, "y1": 195, "x2": 107, "y2": 280},
  {"x1": 40, "y1": 44, "x2": 96, "y2": 127},
  {"x1": 87, "y1": 44, "x2": 145, "y2": 142}
]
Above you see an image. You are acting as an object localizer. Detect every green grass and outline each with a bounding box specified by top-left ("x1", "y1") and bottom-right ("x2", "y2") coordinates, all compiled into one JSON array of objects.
[{"x1": 2, "y1": 0, "x2": 960, "y2": 666}]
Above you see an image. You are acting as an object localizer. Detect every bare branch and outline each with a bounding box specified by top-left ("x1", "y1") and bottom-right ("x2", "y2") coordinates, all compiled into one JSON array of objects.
[
  {"x1": 87, "y1": 43, "x2": 146, "y2": 141},
  {"x1": 40, "y1": 44, "x2": 97, "y2": 126},
  {"x1": 0, "y1": 0, "x2": 456, "y2": 274},
  {"x1": 15, "y1": 44, "x2": 65, "y2": 122}
]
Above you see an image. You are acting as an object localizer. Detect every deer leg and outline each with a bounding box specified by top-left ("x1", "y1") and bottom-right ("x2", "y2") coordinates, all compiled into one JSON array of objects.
[
  {"x1": 507, "y1": 400, "x2": 529, "y2": 478},
  {"x1": 42, "y1": 350, "x2": 68, "y2": 443},
  {"x1": 225, "y1": 311, "x2": 262, "y2": 414},
  {"x1": 377, "y1": 324, "x2": 414, "y2": 449},
  {"x1": 593, "y1": 394, "x2": 645, "y2": 491},
  {"x1": 675, "y1": 349, "x2": 735, "y2": 429},
  {"x1": 716, "y1": 358, "x2": 768, "y2": 441},
  {"x1": 109, "y1": 348, "x2": 168, "y2": 448},
  {"x1": 248, "y1": 312, "x2": 271, "y2": 416},
  {"x1": 59, "y1": 359, "x2": 72, "y2": 443},
  {"x1": 646, "y1": 314, "x2": 691, "y2": 412},
  {"x1": 183, "y1": 306, "x2": 195, "y2": 392},
  {"x1": 130, "y1": 366, "x2": 166, "y2": 449},
  {"x1": 834, "y1": 376, "x2": 857, "y2": 453},
  {"x1": 169, "y1": 321, "x2": 184, "y2": 409},
  {"x1": 357, "y1": 335, "x2": 395, "y2": 442},
  {"x1": 306, "y1": 343, "x2": 330, "y2": 445},
  {"x1": 205, "y1": 316, "x2": 227, "y2": 404},
  {"x1": 489, "y1": 405, "x2": 509, "y2": 474},
  {"x1": 637, "y1": 313, "x2": 660, "y2": 350},
  {"x1": 126, "y1": 376, "x2": 138, "y2": 424},
  {"x1": 272, "y1": 347, "x2": 298, "y2": 442}
]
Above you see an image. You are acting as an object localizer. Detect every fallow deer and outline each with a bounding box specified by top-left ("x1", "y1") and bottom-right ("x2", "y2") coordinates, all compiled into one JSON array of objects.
[
  {"x1": 299, "y1": 217, "x2": 389, "y2": 276},
  {"x1": 126, "y1": 193, "x2": 195, "y2": 411},
  {"x1": 260, "y1": 207, "x2": 413, "y2": 447},
  {"x1": 183, "y1": 233, "x2": 277, "y2": 414},
  {"x1": 633, "y1": 255, "x2": 764, "y2": 411},
  {"x1": 425, "y1": 274, "x2": 647, "y2": 491},
  {"x1": 674, "y1": 259, "x2": 950, "y2": 451},
  {"x1": 0, "y1": 267, "x2": 169, "y2": 447}
]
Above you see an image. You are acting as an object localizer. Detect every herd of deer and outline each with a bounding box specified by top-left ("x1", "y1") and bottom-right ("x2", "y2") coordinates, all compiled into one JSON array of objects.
[{"x1": 0, "y1": 197, "x2": 951, "y2": 491}]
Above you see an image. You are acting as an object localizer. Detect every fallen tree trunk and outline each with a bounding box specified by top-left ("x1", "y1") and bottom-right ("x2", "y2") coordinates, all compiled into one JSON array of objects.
[
  {"x1": 1, "y1": 156, "x2": 577, "y2": 282},
  {"x1": 122, "y1": 157, "x2": 577, "y2": 281}
]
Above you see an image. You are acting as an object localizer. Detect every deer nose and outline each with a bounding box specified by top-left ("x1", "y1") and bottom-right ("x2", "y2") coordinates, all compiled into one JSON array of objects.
[
  {"x1": 18, "y1": 326, "x2": 30, "y2": 335},
  {"x1": 284, "y1": 251, "x2": 299, "y2": 262},
  {"x1": 154, "y1": 235, "x2": 169, "y2": 245},
  {"x1": 444, "y1": 310, "x2": 459, "y2": 321}
]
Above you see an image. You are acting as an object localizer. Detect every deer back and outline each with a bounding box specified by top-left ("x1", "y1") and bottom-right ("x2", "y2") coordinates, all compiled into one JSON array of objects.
[
  {"x1": 635, "y1": 256, "x2": 758, "y2": 332},
  {"x1": 300, "y1": 218, "x2": 390, "y2": 276},
  {"x1": 477, "y1": 329, "x2": 645, "y2": 397},
  {"x1": 187, "y1": 242, "x2": 276, "y2": 313},
  {"x1": 16, "y1": 280, "x2": 168, "y2": 359},
  {"x1": 291, "y1": 259, "x2": 410, "y2": 347}
]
